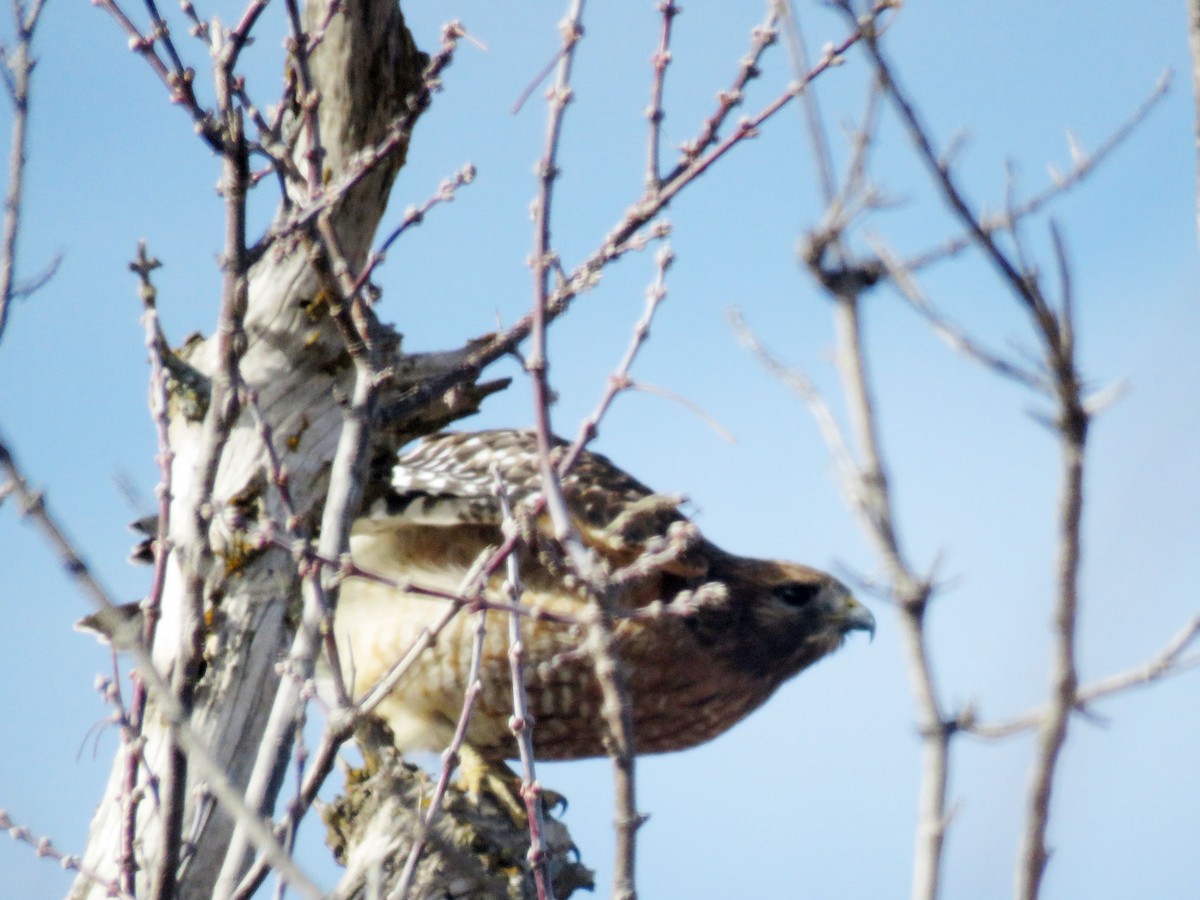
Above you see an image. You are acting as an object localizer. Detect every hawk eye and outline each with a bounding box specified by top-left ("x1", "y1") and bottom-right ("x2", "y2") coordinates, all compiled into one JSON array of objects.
[{"x1": 774, "y1": 582, "x2": 821, "y2": 608}]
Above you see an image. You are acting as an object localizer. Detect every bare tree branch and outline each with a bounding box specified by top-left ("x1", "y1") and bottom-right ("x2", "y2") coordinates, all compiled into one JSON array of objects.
[
  {"x1": 16, "y1": 1, "x2": 1177, "y2": 897},
  {"x1": 0, "y1": 0, "x2": 48, "y2": 343},
  {"x1": 868, "y1": 237, "x2": 1048, "y2": 392},
  {"x1": 492, "y1": 470, "x2": 558, "y2": 900},
  {"x1": 903, "y1": 72, "x2": 1170, "y2": 273},
  {"x1": 0, "y1": 809, "x2": 129, "y2": 899},
  {"x1": 965, "y1": 616, "x2": 1200, "y2": 740},
  {"x1": 125, "y1": 243, "x2": 176, "y2": 896},
  {"x1": 0, "y1": 436, "x2": 324, "y2": 899},
  {"x1": 525, "y1": 5, "x2": 644, "y2": 897},
  {"x1": 91, "y1": 0, "x2": 223, "y2": 149},
  {"x1": 1012, "y1": 226, "x2": 1089, "y2": 900},
  {"x1": 644, "y1": 0, "x2": 677, "y2": 189},
  {"x1": 393, "y1": 601, "x2": 489, "y2": 898},
  {"x1": 72, "y1": 2, "x2": 437, "y2": 896}
]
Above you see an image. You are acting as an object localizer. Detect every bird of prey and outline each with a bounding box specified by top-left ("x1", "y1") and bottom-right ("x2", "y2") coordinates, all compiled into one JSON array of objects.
[{"x1": 334, "y1": 429, "x2": 874, "y2": 774}]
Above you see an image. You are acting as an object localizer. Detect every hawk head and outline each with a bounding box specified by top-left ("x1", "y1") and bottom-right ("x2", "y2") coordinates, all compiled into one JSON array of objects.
[{"x1": 682, "y1": 555, "x2": 874, "y2": 679}]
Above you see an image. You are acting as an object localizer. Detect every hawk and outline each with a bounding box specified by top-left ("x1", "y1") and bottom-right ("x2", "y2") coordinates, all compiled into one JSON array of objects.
[{"x1": 335, "y1": 429, "x2": 874, "y2": 768}]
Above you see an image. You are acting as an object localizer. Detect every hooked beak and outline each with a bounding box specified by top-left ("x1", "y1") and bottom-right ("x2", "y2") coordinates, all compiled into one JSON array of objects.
[{"x1": 841, "y1": 596, "x2": 876, "y2": 642}]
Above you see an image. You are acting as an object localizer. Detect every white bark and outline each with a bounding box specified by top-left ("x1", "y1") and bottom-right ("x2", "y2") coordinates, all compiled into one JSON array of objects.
[{"x1": 69, "y1": 3, "x2": 448, "y2": 896}]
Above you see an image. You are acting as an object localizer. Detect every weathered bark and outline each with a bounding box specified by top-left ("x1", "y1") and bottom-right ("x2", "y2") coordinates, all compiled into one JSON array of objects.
[
  {"x1": 324, "y1": 743, "x2": 593, "y2": 900},
  {"x1": 70, "y1": 3, "x2": 507, "y2": 897}
]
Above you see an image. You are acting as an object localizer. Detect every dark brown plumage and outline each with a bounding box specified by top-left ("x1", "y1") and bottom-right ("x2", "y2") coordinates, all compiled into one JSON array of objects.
[{"x1": 335, "y1": 429, "x2": 874, "y2": 764}]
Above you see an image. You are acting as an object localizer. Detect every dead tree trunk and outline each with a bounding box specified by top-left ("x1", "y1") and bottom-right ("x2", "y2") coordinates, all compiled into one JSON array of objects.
[{"x1": 69, "y1": 3, "x2": 503, "y2": 896}]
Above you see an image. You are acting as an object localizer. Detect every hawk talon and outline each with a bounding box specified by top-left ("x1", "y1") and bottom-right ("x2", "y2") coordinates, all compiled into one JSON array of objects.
[
  {"x1": 456, "y1": 744, "x2": 555, "y2": 827},
  {"x1": 540, "y1": 787, "x2": 567, "y2": 816}
]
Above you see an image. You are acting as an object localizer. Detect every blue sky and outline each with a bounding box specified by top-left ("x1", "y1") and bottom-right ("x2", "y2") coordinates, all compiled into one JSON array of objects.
[{"x1": 0, "y1": 2, "x2": 1197, "y2": 897}]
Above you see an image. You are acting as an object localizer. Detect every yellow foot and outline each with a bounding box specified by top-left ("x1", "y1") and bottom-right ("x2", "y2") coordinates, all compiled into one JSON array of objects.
[
  {"x1": 457, "y1": 745, "x2": 563, "y2": 825},
  {"x1": 457, "y1": 744, "x2": 527, "y2": 823}
]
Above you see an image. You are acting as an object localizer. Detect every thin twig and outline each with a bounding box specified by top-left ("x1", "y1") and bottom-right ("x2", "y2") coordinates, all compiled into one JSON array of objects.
[
  {"x1": 139, "y1": 0, "x2": 187, "y2": 80},
  {"x1": 526, "y1": 0, "x2": 586, "y2": 545},
  {"x1": 270, "y1": 691, "x2": 311, "y2": 900},
  {"x1": 966, "y1": 616, "x2": 1200, "y2": 740},
  {"x1": 91, "y1": 0, "x2": 223, "y2": 149},
  {"x1": 627, "y1": 381, "x2": 735, "y2": 444},
  {"x1": 1013, "y1": 226, "x2": 1089, "y2": 900},
  {"x1": 511, "y1": 43, "x2": 569, "y2": 117},
  {"x1": 0, "y1": 808, "x2": 132, "y2": 900},
  {"x1": 154, "y1": 41, "x2": 253, "y2": 898},
  {"x1": 868, "y1": 237, "x2": 1048, "y2": 392},
  {"x1": 846, "y1": 2, "x2": 1052, "y2": 321},
  {"x1": 828, "y1": 285, "x2": 944, "y2": 900},
  {"x1": 381, "y1": 11, "x2": 882, "y2": 435},
  {"x1": 494, "y1": 468, "x2": 554, "y2": 900},
  {"x1": 644, "y1": 1, "x2": 678, "y2": 190},
  {"x1": 772, "y1": 11, "x2": 953, "y2": 894},
  {"x1": 257, "y1": 534, "x2": 582, "y2": 627},
  {"x1": 728, "y1": 307, "x2": 858, "y2": 492},
  {"x1": 250, "y1": 24, "x2": 463, "y2": 258},
  {"x1": 526, "y1": 5, "x2": 644, "y2": 897},
  {"x1": 122, "y1": 243, "x2": 175, "y2": 895},
  {"x1": 560, "y1": 243, "x2": 675, "y2": 473},
  {"x1": 0, "y1": 437, "x2": 323, "y2": 899},
  {"x1": 243, "y1": 389, "x2": 351, "y2": 709},
  {"x1": 778, "y1": 0, "x2": 837, "y2": 206},
  {"x1": 904, "y1": 72, "x2": 1171, "y2": 273},
  {"x1": 229, "y1": 730, "x2": 349, "y2": 900},
  {"x1": 282, "y1": 0, "x2": 326, "y2": 194},
  {"x1": 392, "y1": 602, "x2": 489, "y2": 899},
  {"x1": 225, "y1": 0, "x2": 270, "y2": 73},
  {"x1": 348, "y1": 163, "x2": 476, "y2": 299},
  {"x1": 0, "y1": 0, "x2": 49, "y2": 342},
  {"x1": 824, "y1": 9, "x2": 1160, "y2": 898},
  {"x1": 666, "y1": 7, "x2": 779, "y2": 181}
]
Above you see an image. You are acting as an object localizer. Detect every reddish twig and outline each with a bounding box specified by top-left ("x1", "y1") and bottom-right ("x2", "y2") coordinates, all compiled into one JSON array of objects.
[
  {"x1": 253, "y1": 22, "x2": 464, "y2": 255},
  {"x1": 380, "y1": 11, "x2": 879, "y2": 434},
  {"x1": 644, "y1": 0, "x2": 678, "y2": 189},
  {"x1": 348, "y1": 163, "x2": 477, "y2": 299},
  {"x1": 0, "y1": 809, "x2": 131, "y2": 900},
  {"x1": 282, "y1": 0, "x2": 326, "y2": 195},
  {"x1": 526, "y1": 7, "x2": 645, "y2": 897},
  {"x1": 393, "y1": 600, "x2": 490, "y2": 898},
  {"x1": 558, "y1": 241, "x2": 674, "y2": 475},
  {"x1": 120, "y1": 243, "x2": 176, "y2": 895},
  {"x1": 0, "y1": 437, "x2": 321, "y2": 898},
  {"x1": 90, "y1": 0, "x2": 222, "y2": 149},
  {"x1": 667, "y1": 7, "x2": 779, "y2": 180},
  {"x1": 493, "y1": 468, "x2": 554, "y2": 900},
  {"x1": 155, "y1": 40, "x2": 253, "y2": 896}
]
